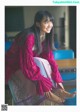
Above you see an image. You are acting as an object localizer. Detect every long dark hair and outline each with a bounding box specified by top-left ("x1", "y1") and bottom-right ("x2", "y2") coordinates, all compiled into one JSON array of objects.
[{"x1": 16, "y1": 10, "x2": 55, "y2": 54}]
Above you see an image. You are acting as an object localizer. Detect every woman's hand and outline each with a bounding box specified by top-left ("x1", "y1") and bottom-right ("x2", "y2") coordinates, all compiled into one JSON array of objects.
[{"x1": 44, "y1": 90, "x2": 64, "y2": 104}]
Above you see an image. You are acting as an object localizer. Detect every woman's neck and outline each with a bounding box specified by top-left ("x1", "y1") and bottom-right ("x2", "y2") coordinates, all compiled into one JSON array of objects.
[{"x1": 40, "y1": 32, "x2": 46, "y2": 43}]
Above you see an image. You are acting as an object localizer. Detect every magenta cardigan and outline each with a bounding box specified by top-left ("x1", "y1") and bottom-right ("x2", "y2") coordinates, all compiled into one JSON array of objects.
[{"x1": 5, "y1": 34, "x2": 63, "y2": 95}]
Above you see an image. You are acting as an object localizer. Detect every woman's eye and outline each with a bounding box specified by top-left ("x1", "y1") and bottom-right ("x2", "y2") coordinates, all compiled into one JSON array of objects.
[{"x1": 44, "y1": 21, "x2": 48, "y2": 24}]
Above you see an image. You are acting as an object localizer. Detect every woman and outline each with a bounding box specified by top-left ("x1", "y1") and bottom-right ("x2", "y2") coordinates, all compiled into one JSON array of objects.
[{"x1": 5, "y1": 10, "x2": 75, "y2": 104}]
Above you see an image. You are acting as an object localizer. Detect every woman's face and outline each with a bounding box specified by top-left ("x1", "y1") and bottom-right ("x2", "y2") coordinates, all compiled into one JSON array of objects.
[{"x1": 39, "y1": 17, "x2": 53, "y2": 34}]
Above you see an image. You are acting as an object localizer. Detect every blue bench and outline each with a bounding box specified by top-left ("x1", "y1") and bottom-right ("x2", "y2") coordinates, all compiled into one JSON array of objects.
[
  {"x1": 53, "y1": 49, "x2": 74, "y2": 60},
  {"x1": 5, "y1": 41, "x2": 13, "y2": 52}
]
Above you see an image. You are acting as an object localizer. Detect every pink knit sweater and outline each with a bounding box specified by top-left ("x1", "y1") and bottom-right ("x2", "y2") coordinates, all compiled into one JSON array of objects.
[{"x1": 5, "y1": 34, "x2": 63, "y2": 95}]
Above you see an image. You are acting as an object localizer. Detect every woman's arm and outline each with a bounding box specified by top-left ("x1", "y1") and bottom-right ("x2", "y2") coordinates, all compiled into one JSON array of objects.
[{"x1": 19, "y1": 34, "x2": 53, "y2": 95}]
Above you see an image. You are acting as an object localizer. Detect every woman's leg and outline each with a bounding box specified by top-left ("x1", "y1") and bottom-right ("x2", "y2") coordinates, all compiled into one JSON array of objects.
[
  {"x1": 34, "y1": 57, "x2": 64, "y2": 104},
  {"x1": 34, "y1": 57, "x2": 76, "y2": 103},
  {"x1": 34, "y1": 57, "x2": 50, "y2": 78},
  {"x1": 34, "y1": 57, "x2": 55, "y2": 86}
]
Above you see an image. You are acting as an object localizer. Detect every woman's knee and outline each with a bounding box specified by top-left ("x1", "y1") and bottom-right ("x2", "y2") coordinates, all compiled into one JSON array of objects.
[
  {"x1": 34, "y1": 57, "x2": 48, "y2": 78},
  {"x1": 34, "y1": 57, "x2": 43, "y2": 66}
]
